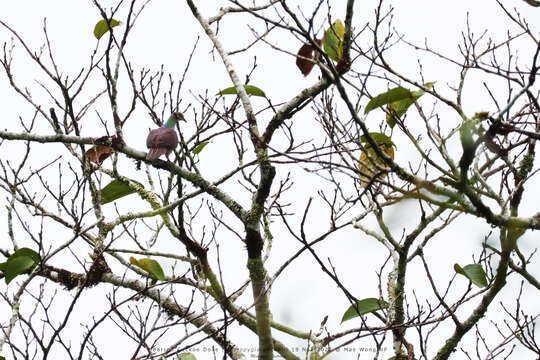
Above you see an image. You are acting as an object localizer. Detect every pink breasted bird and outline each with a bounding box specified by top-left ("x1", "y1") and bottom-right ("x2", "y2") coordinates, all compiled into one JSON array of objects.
[{"x1": 146, "y1": 112, "x2": 184, "y2": 160}]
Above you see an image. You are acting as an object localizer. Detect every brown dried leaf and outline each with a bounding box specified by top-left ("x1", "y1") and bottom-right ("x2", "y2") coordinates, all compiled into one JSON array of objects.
[
  {"x1": 86, "y1": 145, "x2": 115, "y2": 164},
  {"x1": 86, "y1": 135, "x2": 121, "y2": 164},
  {"x1": 296, "y1": 40, "x2": 321, "y2": 76}
]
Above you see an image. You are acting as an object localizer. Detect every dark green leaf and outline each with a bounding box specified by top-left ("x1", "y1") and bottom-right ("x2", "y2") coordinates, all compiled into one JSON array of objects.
[
  {"x1": 10, "y1": 248, "x2": 40, "y2": 263},
  {"x1": 1, "y1": 248, "x2": 41, "y2": 284},
  {"x1": 387, "y1": 98, "x2": 411, "y2": 123},
  {"x1": 385, "y1": 82, "x2": 434, "y2": 127},
  {"x1": 5, "y1": 256, "x2": 35, "y2": 284},
  {"x1": 93, "y1": 19, "x2": 121, "y2": 40},
  {"x1": 101, "y1": 179, "x2": 141, "y2": 205},
  {"x1": 454, "y1": 263, "x2": 488, "y2": 288},
  {"x1": 3, "y1": 256, "x2": 38, "y2": 284},
  {"x1": 365, "y1": 87, "x2": 413, "y2": 115},
  {"x1": 341, "y1": 297, "x2": 389, "y2": 323},
  {"x1": 178, "y1": 353, "x2": 197, "y2": 360},
  {"x1": 359, "y1": 132, "x2": 395, "y2": 148},
  {"x1": 323, "y1": 19, "x2": 345, "y2": 61},
  {"x1": 192, "y1": 141, "x2": 209, "y2": 154},
  {"x1": 386, "y1": 97, "x2": 417, "y2": 128},
  {"x1": 216, "y1": 85, "x2": 266, "y2": 97}
]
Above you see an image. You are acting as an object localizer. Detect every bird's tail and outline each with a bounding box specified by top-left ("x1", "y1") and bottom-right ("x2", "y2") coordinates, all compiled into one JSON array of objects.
[{"x1": 146, "y1": 148, "x2": 169, "y2": 160}]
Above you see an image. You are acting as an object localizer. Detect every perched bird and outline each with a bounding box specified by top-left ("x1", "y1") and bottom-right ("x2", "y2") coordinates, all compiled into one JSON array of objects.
[{"x1": 146, "y1": 112, "x2": 184, "y2": 160}]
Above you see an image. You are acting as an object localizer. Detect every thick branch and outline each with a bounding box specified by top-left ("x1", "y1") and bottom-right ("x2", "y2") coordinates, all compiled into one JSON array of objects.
[
  {"x1": 185, "y1": 0, "x2": 261, "y2": 149},
  {"x1": 38, "y1": 265, "x2": 245, "y2": 359},
  {"x1": 0, "y1": 130, "x2": 247, "y2": 220},
  {"x1": 434, "y1": 239, "x2": 513, "y2": 360}
]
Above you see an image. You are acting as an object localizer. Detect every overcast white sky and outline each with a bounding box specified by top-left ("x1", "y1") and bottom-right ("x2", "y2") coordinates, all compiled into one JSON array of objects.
[{"x1": 1, "y1": 1, "x2": 539, "y2": 359}]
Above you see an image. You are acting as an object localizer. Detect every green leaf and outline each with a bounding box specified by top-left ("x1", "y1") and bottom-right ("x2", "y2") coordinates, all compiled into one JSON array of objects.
[
  {"x1": 192, "y1": 141, "x2": 209, "y2": 154},
  {"x1": 178, "y1": 353, "x2": 197, "y2": 360},
  {"x1": 359, "y1": 132, "x2": 395, "y2": 148},
  {"x1": 385, "y1": 93, "x2": 422, "y2": 128},
  {"x1": 385, "y1": 82, "x2": 434, "y2": 127},
  {"x1": 386, "y1": 99, "x2": 413, "y2": 128},
  {"x1": 4, "y1": 257, "x2": 35, "y2": 284},
  {"x1": 100, "y1": 179, "x2": 141, "y2": 205},
  {"x1": 216, "y1": 85, "x2": 266, "y2": 97},
  {"x1": 10, "y1": 248, "x2": 40, "y2": 263},
  {"x1": 323, "y1": 19, "x2": 345, "y2": 61},
  {"x1": 365, "y1": 87, "x2": 413, "y2": 115},
  {"x1": 454, "y1": 263, "x2": 488, "y2": 287},
  {"x1": 130, "y1": 257, "x2": 166, "y2": 281},
  {"x1": 94, "y1": 19, "x2": 121, "y2": 40},
  {"x1": 341, "y1": 297, "x2": 389, "y2": 323},
  {"x1": 1, "y1": 248, "x2": 40, "y2": 284},
  {"x1": 357, "y1": 133, "x2": 395, "y2": 187}
]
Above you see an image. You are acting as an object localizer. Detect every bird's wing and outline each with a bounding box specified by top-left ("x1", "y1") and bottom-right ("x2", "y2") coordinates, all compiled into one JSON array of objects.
[{"x1": 146, "y1": 128, "x2": 179, "y2": 149}]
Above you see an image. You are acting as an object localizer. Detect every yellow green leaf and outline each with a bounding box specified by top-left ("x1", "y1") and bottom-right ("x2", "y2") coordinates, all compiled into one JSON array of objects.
[
  {"x1": 216, "y1": 85, "x2": 266, "y2": 97},
  {"x1": 192, "y1": 141, "x2": 209, "y2": 154},
  {"x1": 178, "y1": 353, "x2": 197, "y2": 360},
  {"x1": 130, "y1": 257, "x2": 166, "y2": 281},
  {"x1": 93, "y1": 19, "x2": 121, "y2": 40},
  {"x1": 358, "y1": 133, "x2": 395, "y2": 187},
  {"x1": 359, "y1": 132, "x2": 394, "y2": 148},
  {"x1": 323, "y1": 19, "x2": 345, "y2": 61}
]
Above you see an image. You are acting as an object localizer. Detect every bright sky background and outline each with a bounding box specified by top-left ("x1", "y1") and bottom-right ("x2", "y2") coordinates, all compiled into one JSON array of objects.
[{"x1": 1, "y1": 1, "x2": 539, "y2": 359}]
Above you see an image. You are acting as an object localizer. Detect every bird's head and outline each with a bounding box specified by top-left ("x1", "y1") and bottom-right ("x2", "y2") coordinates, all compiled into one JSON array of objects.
[{"x1": 164, "y1": 112, "x2": 185, "y2": 128}]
